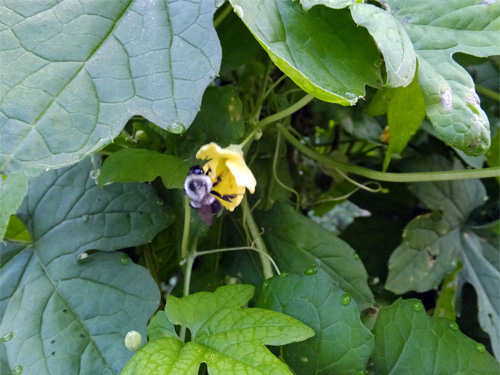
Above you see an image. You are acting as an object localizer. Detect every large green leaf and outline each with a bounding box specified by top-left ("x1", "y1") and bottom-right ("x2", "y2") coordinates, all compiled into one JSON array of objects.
[
  {"x1": 123, "y1": 285, "x2": 314, "y2": 374},
  {"x1": 382, "y1": 0, "x2": 499, "y2": 156},
  {"x1": 255, "y1": 203, "x2": 374, "y2": 310},
  {"x1": 229, "y1": 0, "x2": 382, "y2": 105},
  {"x1": 373, "y1": 299, "x2": 500, "y2": 374},
  {"x1": 0, "y1": 0, "x2": 221, "y2": 174},
  {"x1": 306, "y1": 0, "x2": 499, "y2": 155},
  {"x1": 0, "y1": 159, "x2": 172, "y2": 374},
  {"x1": 0, "y1": 173, "x2": 30, "y2": 240},
  {"x1": 460, "y1": 230, "x2": 500, "y2": 359},
  {"x1": 386, "y1": 156, "x2": 486, "y2": 293},
  {"x1": 385, "y1": 155, "x2": 500, "y2": 359},
  {"x1": 258, "y1": 268, "x2": 374, "y2": 374}
]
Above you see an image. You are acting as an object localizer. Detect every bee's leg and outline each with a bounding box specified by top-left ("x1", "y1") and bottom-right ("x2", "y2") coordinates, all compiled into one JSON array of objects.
[
  {"x1": 212, "y1": 175, "x2": 222, "y2": 187},
  {"x1": 211, "y1": 190, "x2": 237, "y2": 202}
]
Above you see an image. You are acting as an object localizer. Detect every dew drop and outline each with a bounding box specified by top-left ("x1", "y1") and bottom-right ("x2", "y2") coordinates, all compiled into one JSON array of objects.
[
  {"x1": 167, "y1": 122, "x2": 186, "y2": 134},
  {"x1": 476, "y1": 343, "x2": 486, "y2": 353},
  {"x1": 1, "y1": 332, "x2": 13, "y2": 342},
  {"x1": 372, "y1": 59, "x2": 382, "y2": 68},
  {"x1": 304, "y1": 265, "x2": 317, "y2": 275},
  {"x1": 120, "y1": 255, "x2": 129, "y2": 265},
  {"x1": 82, "y1": 215, "x2": 89, "y2": 224},
  {"x1": 413, "y1": 301, "x2": 423, "y2": 312},
  {"x1": 355, "y1": 371, "x2": 366, "y2": 375},
  {"x1": 263, "y1": 280, "x2": 270, "y2": 289},
  {"x1": 209, "y1": 72, "x2": 218, "y2": 80},
  {"x1": 280, "y1": 272, "x2": 288, "y2": 278},
  {"x1": 78, "y1": 252, "x2": 89, "y2": 260},
  {"x1": 448, "y1": 321, "x2": 459, "y2": 331},
  {"x1": 215, "y1": 0, "x2": 225, "y2": 8},
  {"x1": 233, "y1": 4, "x2": 244, "y2": 18},
  {"x1": 11, "y1": 365, "x2": 23, "y2": 375},
  {"x1": 401, "y1": 16, "x2": 411, "y2": 24},
  {"x1": 341, "y1": 293, "x2": 351, "y2": 306},
  {"x1": 353, "y1": 253, "x2": 360, "y2": 261}
]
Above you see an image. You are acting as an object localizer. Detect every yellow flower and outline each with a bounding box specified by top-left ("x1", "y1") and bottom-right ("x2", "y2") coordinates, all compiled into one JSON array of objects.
[{"x1": 196, "y1": 142, "x2": 256, "y2": 211}]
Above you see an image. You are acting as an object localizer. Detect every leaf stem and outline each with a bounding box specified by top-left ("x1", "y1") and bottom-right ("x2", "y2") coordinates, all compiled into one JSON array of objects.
[
  {"x1": 242, "y1": 196, "x2": 274, "y2": 279},
  {"x1": 278, "y1": 124, "x2": 500, "y2": 182}
]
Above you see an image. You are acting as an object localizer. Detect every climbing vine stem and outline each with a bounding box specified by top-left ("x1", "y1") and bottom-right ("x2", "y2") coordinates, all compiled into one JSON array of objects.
[{"x1": 278, "y1": 124, "x2": 500, "y2": 182}]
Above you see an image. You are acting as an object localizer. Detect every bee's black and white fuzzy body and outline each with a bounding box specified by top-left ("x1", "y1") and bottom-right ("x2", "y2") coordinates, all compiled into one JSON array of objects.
[{"x1": 184, "y1": 165, "x2": 223, "y2": 225}]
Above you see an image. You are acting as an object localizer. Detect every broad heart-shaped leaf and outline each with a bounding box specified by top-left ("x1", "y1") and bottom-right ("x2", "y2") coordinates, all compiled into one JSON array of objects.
[
  {"x1": 373, "y1": 299, "x2": 500, "y2": 374},
  {"x1": 229, "y1": 0, "x2": 382, "y2": 105},
  {"x1": 308, "y1": 0, "x2": 499, "y2": 155},
  {"x1": 386, "y1": 156, "x2": 487, "y2": 293},
  {"x1": 258, "y1": 268, "x2": 374, "y2": 375},
  {"x1": 0, "y1": 159, "x2": 172, "y2": 374},
  {"x1": 97, "y1": 148, "x2": 190, "y2": 189},
  {"x1": 255, "y1": 203, "x2": 374, "y2": 310},
  {"x1": 0, "y1": 0, "x2": 221, "y2": 174},
  {"x1": 383, "y1": 0, "x2": 499, "y2": 156},
  {"x1": 0, "y1": 173, "x2": 30, "y2": 240},
  {"x1": 122, "y1": 285, "x2": 315, "y2": 375},
  {"x1": 460, "y1": 230, "x2": 500, "y2": 359}
]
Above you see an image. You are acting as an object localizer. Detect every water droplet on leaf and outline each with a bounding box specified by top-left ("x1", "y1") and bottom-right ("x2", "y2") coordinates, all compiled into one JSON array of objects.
[
  {"x1": 233, "y1": 5, "x2": 244, "y2": 17},
  {"x1": 304, "y1": 265, "x2": 317, "y2": 275},
  {"x1": 1, "y1": 332, "x2": 13, "y2": 342},
  {"x1": 120, "y1": 255, "x2": 129, "y2": 265},
  {"x1": 448, "y1": 321, "x2": 459, "y2": 331},
  {"x1": 12, "y1": 365, "x2": 23, "y2": 374},
  {"x1": 353, "y1": 253, "x2": 360, "y2": 261},
  {"x1": 476, "y1": 343, "x2": 486, "y2": 353},
  {"x1": 280, "y1": 272, "x2": 288, "y2": 278},
  {"x1": 355, "y1": 371, "x2": 366, "y2": 375},
  {"x1": 413, "y1": 301, "x2": 423, "y2": 312},
  {"x1": 263, "y1": 280, "x2": 269, "y2": 288},
  {"x1": 167, "y1": 122, "x2": 185, "y2": 134},
  {"x1": 341, "y1": 293, "x2": 351, "y2": 306}
]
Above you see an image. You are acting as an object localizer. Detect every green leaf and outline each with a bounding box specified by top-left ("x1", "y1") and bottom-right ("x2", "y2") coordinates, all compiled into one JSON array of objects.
[
  {"x1": 386, "y1": 156, "x2": 487, "y2": 293},
  {"x1": 98, "y1": 149, "x2": 190, "y2": 189},
  {"x1": 433, "y1": 262, "x2": 463, "y2": 320},
  {"x1": 3, "y1": 215, "x2": 31, "y2": 243},
  {"x1": 0, "y1": 159, "x2": 172, "y2": 374},
  {"x1": 373, "y1": 298, "x2": 500, "y2": 374},
  {"x1": 255, "y1": 203, "x2": 374, "y2": 310},
  {"x1": 123, "y1": 285, "x2": 314, "y2": 375},
  {"x1": 384, "y1": 0, "x2": 500, "y2": 156},
  {"x1": 460, "y1": 230, "x2": 500, "y2": 359},
  {"x1": 147, "y1": 311, "x2": 177, "y2": 342},
  {"x1": 229, "y1": 0, "x2": 382, "y2": 105},
  {"x1": 258, "y1": 268, "x2": 374, "y2": 374},
  {"x1": 350, "y1": 3, "x2": 417, "y2": 87},
  {"x1": 383, "y1": 74, "x2": 426, "y2": 170},
  {"x1": 385, "y1": 212, "x2": 462, "y2": 294},
  {"x1": 0, "y1": 174, "x2": 30, "y2": 240},
  {"x1": 0, "y1": 0, "x2": 221, "y2": 174}
]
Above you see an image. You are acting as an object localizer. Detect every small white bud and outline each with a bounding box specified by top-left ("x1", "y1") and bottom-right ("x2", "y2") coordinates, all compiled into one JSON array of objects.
[{"x1": 125, "y1": 331, "x2": 142, "y2": 351}]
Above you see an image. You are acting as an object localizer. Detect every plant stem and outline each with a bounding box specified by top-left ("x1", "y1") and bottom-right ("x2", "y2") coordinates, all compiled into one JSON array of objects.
[
  {"x1": 195, "y1": 246, "x2": 281, "y2": 275},
  {"x1": 240, "y1": 93, "x2": 314, "y2": 148},
  {"x1": 181, "y1": 195, "x2": 191, "y2": 259},
  {"x1": 476, "y1": 85, "x2": 500, "y2": 102},
  {"x1": 213, "y1": 3, "x2": 232, "y2": 28},
  {"x1": 278, "y1": 124, "x2": 500, "y2": 182},
  {"x1": 242, "y1": 196, "x2": 274, "y2": 279}
]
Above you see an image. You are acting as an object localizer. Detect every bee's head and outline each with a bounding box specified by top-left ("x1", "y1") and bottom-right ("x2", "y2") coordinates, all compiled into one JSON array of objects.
[{"x1": 188, "y1": 165, "x2": 206, "y2": 176}]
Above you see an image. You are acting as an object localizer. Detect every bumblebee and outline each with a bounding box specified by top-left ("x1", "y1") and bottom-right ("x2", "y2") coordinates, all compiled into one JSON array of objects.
[{"x1": 184, "y1": 165, "x2": 236, "y2": 225}]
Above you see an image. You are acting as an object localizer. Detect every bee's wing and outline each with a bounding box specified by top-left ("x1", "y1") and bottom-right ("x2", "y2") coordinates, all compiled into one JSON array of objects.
[{"x1": 196, "y1": 199, "x2": 221, "y2": 226}]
